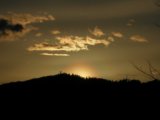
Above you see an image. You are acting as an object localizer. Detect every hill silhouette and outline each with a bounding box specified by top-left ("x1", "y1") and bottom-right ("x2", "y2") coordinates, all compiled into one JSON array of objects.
[{"x1": 0, "y1": 73, "x2": 160, "y2": 97}]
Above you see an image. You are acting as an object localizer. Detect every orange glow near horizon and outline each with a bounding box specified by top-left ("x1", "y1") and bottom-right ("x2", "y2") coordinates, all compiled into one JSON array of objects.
[{"x1": 63, "y1": 63, "x2": 97, "y2": 78}]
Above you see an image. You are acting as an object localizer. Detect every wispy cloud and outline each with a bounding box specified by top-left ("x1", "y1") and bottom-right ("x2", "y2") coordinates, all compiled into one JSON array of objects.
[
  {"x1": 0, "y1": 13, "x2": 55, "y2": 42},
  {"x1": 35, "y1": 33, "x2": 43, "y2": 37},
  {"x1": 53, "y1": 53, "x2": 70, "y2": 57},
  {"x1": 89, "y1": 26, "x2": 105, "y2": 37},
  {"x1": 28, "y1": 21, "x2": 148, "y2": 57},
  {"x1": 28, "y1": 35, "x2": 111, "y2": 52},
  {"x1": 130, "y1": 35, "x2": 148, "y2": 43},
  {"x1": 41, "y1": 53, "x2": 55, "y2": 56},
  {"x1": 41, "y1": 53, "x2": 69, "y2": 57},
  {"x1": 0, "y1": 19, "x2": 23, "y2": 41},
  {"x1": 0, "y1": 12, "x2": 55, "y2": 26},
  {"x1": 107, "y1": 36, "x2": 115, "y2": 42},
  {"x1": 28, "y1": 25, "x2": 120, "y2": 57},
  {"x1": 0, "y1": 25, "x2": 37, "y2": 42},
  {"x1": 127, "y1": 19, "x2": 136, "y2": 27},
  {"x1": 51, "y1": 30, "x2": 61, "y2": 35},
  {"x1": 111, "y1": 32, "x2": 123, "y2": 38}
]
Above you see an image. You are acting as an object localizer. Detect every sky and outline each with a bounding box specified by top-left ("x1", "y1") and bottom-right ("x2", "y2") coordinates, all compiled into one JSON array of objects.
[{"x1": 0, "y1": 0, "x2": 160, "y2": 83}]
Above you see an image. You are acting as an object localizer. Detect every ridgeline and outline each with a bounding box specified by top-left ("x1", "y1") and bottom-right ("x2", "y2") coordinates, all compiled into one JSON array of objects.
[{"x1": 0, "y1": 73, "x2": 160, "y2": 97}]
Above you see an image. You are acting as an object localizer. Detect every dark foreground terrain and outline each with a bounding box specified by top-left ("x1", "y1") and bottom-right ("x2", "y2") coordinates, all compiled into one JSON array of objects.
[{"x1": 0, "y1": 73, "x2": 160, "y2": 98}]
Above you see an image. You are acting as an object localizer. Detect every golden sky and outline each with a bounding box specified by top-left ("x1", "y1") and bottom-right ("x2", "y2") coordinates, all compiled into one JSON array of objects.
[{"x1": 0, "y1": 0, "x2": 160, "y2": 83}]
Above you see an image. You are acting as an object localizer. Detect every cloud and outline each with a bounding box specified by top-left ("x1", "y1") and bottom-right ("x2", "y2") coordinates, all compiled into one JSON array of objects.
[
  {"x1": 107, "y1": 36, "x2": 115, "y2": 42},
  {"x1": 28, "y1": 42, "x2": 74, "y2": 52},
  {"x1": 130, "y1": 35, "x2": 148, "y2": 43},
  {"x1": 41, "y1": 53, "x2": 69, "y2": 57},
  {"x1": 28, "y1": 35, "x2": 111, "y2": 52},
  {"x1": 53, "y1": 53, "x2": 70, "y2": 57},
  {"x1": 89, "y1": 26, "x2": 105, "y2": 37},
  {"x1": 51, "y1": 30, "x2": 61, "y2": 35},
  {"x1": 0, "y1": 25, "x2": 37, "y2": 42},
  {"x1": 127, "y1": 19, "x2": 136, "y2": 27},
  {"x1": 111, "y1": 32, "x2": 123, "y2": 38},
  {"x1": 0, "y1": 13, "x2": 55, "y2": 26},
  {"x1": 0, "y1": 13, "x2": 55, "y2": 41},
  {"x1": 0, "y1": 19, "x2": 24, "y2": 41},
  {"x1": 85, "y1": 36, "x2": 110, "y2": 46},
  {"x1": 0, "y1": 19, "x2": 23, "y2": 33},
  {"x1": 41, "y1": 53, "x2": 54, "y2": 56},
  {"x1": 35, "y1": 33, "x2": 43, "y2": 37}
]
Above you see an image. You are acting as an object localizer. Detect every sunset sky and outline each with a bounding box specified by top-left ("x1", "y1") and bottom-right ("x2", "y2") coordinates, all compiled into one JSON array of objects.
[{"x1": 0, "y1": 0, "x2": 160, "y2": 83}]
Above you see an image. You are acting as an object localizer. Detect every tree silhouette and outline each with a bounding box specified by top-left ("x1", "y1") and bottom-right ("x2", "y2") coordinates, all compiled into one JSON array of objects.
[{"x1": 131, "y1": 61, "x2": 160, "y2": 80}]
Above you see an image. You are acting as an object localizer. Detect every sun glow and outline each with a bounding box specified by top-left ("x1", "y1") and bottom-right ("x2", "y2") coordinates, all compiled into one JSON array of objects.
[
  {"x1": 63, "y1": 63, "x2": 97, "y2": 78},
  {"x1": 69, "y1": 68, "x2": 93, "y2": 78}
]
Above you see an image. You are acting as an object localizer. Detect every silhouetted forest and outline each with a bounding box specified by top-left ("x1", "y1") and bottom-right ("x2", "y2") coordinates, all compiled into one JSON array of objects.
[{"x1": 0, "y1": 73, "x2": 160, "y2": 97}]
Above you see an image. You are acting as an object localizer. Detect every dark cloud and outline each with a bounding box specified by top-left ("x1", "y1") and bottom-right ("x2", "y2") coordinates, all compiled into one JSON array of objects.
[
  {"x1": 0, "y1": 19, "x2": 23, "y2": 36},
  {"x1": 0, "y1": 13, "x2": 54, "y2": 41}
]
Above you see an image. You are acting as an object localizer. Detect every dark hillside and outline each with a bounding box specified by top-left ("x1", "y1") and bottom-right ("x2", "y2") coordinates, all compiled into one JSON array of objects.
[{"x1": 0, "y1": 73, "x2": 160, "y2": 97}]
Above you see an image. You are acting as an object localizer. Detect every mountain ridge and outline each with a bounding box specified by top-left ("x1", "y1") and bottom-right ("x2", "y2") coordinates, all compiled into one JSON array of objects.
[{"x1": 0, "y1": 73, "x2": 160, "y2": 97}]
